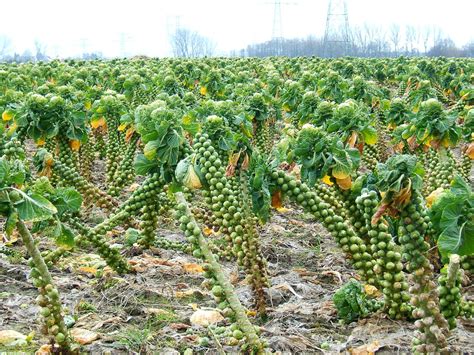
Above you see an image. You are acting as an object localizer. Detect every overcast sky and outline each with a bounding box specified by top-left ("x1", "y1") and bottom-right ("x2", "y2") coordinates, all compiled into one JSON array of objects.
[{"x1": 1, "y1": 0, "x2": 472, "y2": 57}]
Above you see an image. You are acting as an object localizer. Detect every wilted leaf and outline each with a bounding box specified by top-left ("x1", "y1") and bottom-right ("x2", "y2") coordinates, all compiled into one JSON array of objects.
[
  {"x1": 70, "y1": 328, "x2": 99, "y2": 345},
  {"x1": 182, "y1": 263, "x2": 203, "y2": 274},
  {"x1": 271, "y1": 190, "x2": 283, "y2": 209},
  {"x1": 190, "y1": 309, "x2": 224, "y2": 327},
  {"x1": 0, "y1": 329, "x2": 28, "y2": 347},
  {"x1": 350, "y1": 340, "x2": 381, "y2": 355}
]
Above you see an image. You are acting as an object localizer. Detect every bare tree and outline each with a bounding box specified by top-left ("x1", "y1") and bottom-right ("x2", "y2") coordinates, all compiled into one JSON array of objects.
[
  {"x1": 34, "y1": 39, "x2": 48, "y2": 61},
  {"x1": 422, "y1": 26, "x2": 432, "y2": 53},
  {"x1": 432, "y1": 26, "x2": 444, "y2": 46},
  {"x1": 170, "y1": 28, "x2": 215, "y2": 58},
  {"x1": 389, "y1": 24, "x2": 401, "y2": 56},
  {"x1": 428, "y1": 37, "x2": 461, "y2": 57},
  {"x1": 0, "y1": 35, "x2": 12, "y2": 60},
  {"x1": 404, "y1": 25, "x2": 417, "y2": 54}
]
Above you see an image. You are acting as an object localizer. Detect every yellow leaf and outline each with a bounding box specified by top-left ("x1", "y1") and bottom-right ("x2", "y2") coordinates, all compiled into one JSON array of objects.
[
  {"x1": 182, "y1": 263, "x2": 204, "y2": 274},
  {"x1": 271, "y1": 190, "x2": 283, "y2": 209},
  {"x1": 6, "y1": 121, "x2": 17, "y2": 136},
  {"x1": 203, "y1": 227, "x2": 213, "y2": 236},
  {"x1": 347, "y1": 131, "x2": 358, "y2": 148},
  {"x1": 322, "y1": 175, "x2": 334, "y2": 186},
  {"x1": 90, "y1": 117, "x2": 106, "y2": 129},
  {"x1": 332, "y1": 169, "x2": 350, "y2": 180},
  {"x1": 182, "y1": 114, "x2": 193, "y2": 125},
  {"x1": 426, "y1": 188, "x2": 445, "y2": 208},
  {"x1": 0, "y1": 330, "x2": 28, "y2": 347},
  {"x1": 2, "y1": 110, "x2": 14, "y2": 121},
  {"x1": 246, "y1": 310, "x2": 257, "y2": 317},
  {"x1": 77, "y1": 266, "x2": 98, "y2": 274},
  {"x1": 36, "y1": 344, "x2": 53, "y2": 355},
  {"x1": 282, "y1": 103, "x2": 291, "y2": 112},
  {"x1": 118, "y1": 123, "x2": 128, "y2": 131},
  {"x1": 69, "y1": 140, "x2": 81, "y2": 151},
  {"x1": 276, "y1": 207, "x2": 292, "y2": 213},
  {"x1": 350, "y1": 340, "x2": 381, "y2": 355},
  {"x1": 125, "y1": 127, "x2": 135, "y2": 142},
  {"x1": 364, "y1": 284, "x2": 381, "y2": 297},
  {"x1": 336, "y1": 176, "x2": 352, "y2": 190},
  {"x1": 441, "y1": 136, "x2": 451, "y2": 148},
  {"x1": 466, "y1": 142, "x2": 474, "y2": 159},
  {"x1": 190, "y1": 309, "x2": 224, "y2": 327},
  {"x1": 84, "y1": 101, "x2": 92, "y2": 110},
  {"x1": 387, "y1": 122, "x2": 396, "y2": 130},
  {"x1": 36, "y1": 137, "x2": 46, "y2": 146},
  {"x1": 70, "y1": 328, "x2": 99, "y2": 345},
  {"x1": 175, "y1": 290, "x2": 198, "y2": 298},
  {"x1": 200, "y1": 86, "x2": 208, "y2": 96}
]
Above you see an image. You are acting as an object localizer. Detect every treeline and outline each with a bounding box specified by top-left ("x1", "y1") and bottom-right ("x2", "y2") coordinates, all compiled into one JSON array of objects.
[{"x1": 233, "y1": 33, "x2": 474, "y2": 58}]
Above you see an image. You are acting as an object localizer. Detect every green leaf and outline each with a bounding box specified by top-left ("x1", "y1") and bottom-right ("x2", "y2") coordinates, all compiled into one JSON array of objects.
[
  {"x1": 56, "y1": 223, "x2": 75, "y2": 249},
  {"x1": 5, "y1": 211, "x2": 18, "y2": 236},
  {"x1": 175, "y1": 157, "x2": 191, "y2": 183},
  {"x1": 143, "y1": 140, "x2": 159, "y2": 160},
  {"x1": 0, "y1": 158, "x2": 9, "y2": 184},
  {"x1": 134, "y1": 154, "x2": 158, "y2": 176},
  {"x1": 15, "y1": 191, "x2": 57, "y2": 222},
  {"x1": 361, "y1": 126, "x2": 378, "y2": 145},
  {"x1": 54, "y1": 188, "x2": 83, "y2": 215}
]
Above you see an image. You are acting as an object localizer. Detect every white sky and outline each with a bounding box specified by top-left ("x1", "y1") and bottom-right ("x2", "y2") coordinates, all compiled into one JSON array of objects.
[{"x1": 1, "y1": 0, "x2": 473, "y2": 57}]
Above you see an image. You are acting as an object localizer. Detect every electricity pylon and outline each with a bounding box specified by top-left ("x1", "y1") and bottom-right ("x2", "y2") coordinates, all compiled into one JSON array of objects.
[
  {"x1": 323, "y1": 0, "x2": 350, "y2": 57},
  {"x1": 266, "y1": 0, "x2": 297, "y2": 55}
]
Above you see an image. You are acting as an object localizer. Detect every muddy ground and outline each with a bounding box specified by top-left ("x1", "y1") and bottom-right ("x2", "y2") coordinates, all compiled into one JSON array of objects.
[
  {"x1": 1, "y1": 203, "x2": 473, "y2": 354},
  {"x1": 1, "y1": 146, "x2": 473, "y2": 354}
]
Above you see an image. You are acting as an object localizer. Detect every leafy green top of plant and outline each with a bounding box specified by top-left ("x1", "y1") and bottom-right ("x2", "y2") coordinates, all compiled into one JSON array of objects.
[
  {"x1": 134, "y1": 100, "x2": 190, "y2": 181},
  {"x1": 327, "y1": 99, "x2": 378, "y2": 146},
  {"x1": 15, "y1": 92, "x2": 87, "y2": 143},
  {"x1": 293, "y1": 124, "x2": 360, "y2": 188},
  {"x1": 408, "y1": 98, "x2": 461, "y2": 149},
  {"x1": 385, "y1": 97, "x2": 411, "y2": 126},
  {"x1": 248, "y1": 92, "x2": 271, "y2": 121},
  {"x1": 372, "y1": 154, "x2": 424, "y2": 222}
]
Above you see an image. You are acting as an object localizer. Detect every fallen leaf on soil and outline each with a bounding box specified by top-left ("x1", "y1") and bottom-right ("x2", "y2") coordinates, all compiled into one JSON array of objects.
[
  {"x1": 350, "y1": 341, "x2": 381, "y2": 355},
  {"x1": 145, "y1": 308, "x2": 174, "y2": 317},
  {"x1": 273, "y1": 283, "x2": 303, "y2": 299},
  {"x1": 190, "y1": 309, "x2": 224, "y2": 327},
  {"x1": 91, "y1": 316, "x2": 122, "y2": 330},
  {"x1": 321, "y1": 270, "x2": 343, "y2": 284},
  {"x1": 175, "y1": 289, "x2": 205, "y2": 299},
  {"x1": 230, "y1": 271, "x2": 239, "y2": 284},
  {"x1": 70, "y1": 328, "x2": 99, "y2": 345},
  {"x1": 77, "y1": 266, "x2": 98, "y2": 275},
  {"x1": 293, "y1": 267, "x2": 316, "y2": 277},
  {"x1": 170, "y1": 323, "x2": 190, "y2": 331},
  {"x1": 182, "y1": 263, "x2": 203, "y2": 274},
  {"x1": 36, "y1": 344, "x2": 53, "y2": 354},
  {"x1": 0, "y1": 330, "x2": 29, "y2": 347}
]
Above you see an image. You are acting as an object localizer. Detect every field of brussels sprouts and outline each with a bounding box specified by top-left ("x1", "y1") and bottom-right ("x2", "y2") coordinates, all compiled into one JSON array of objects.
[{"x1": 0, "y1": 57, "x2": 473, "y2": 354}]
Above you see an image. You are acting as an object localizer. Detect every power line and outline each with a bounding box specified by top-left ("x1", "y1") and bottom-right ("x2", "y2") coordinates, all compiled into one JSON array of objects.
[
  {"x1": 265, "y1": 0, "x2": 297, "y2": 55},
  {"x1": 323, "y1": 0, "x2": 350, "y2": 57}
]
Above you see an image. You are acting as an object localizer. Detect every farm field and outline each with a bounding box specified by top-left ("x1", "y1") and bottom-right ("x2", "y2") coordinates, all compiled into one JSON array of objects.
[{"x1": 0, "y1": 57, "x2": 473, "y2": 354}]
